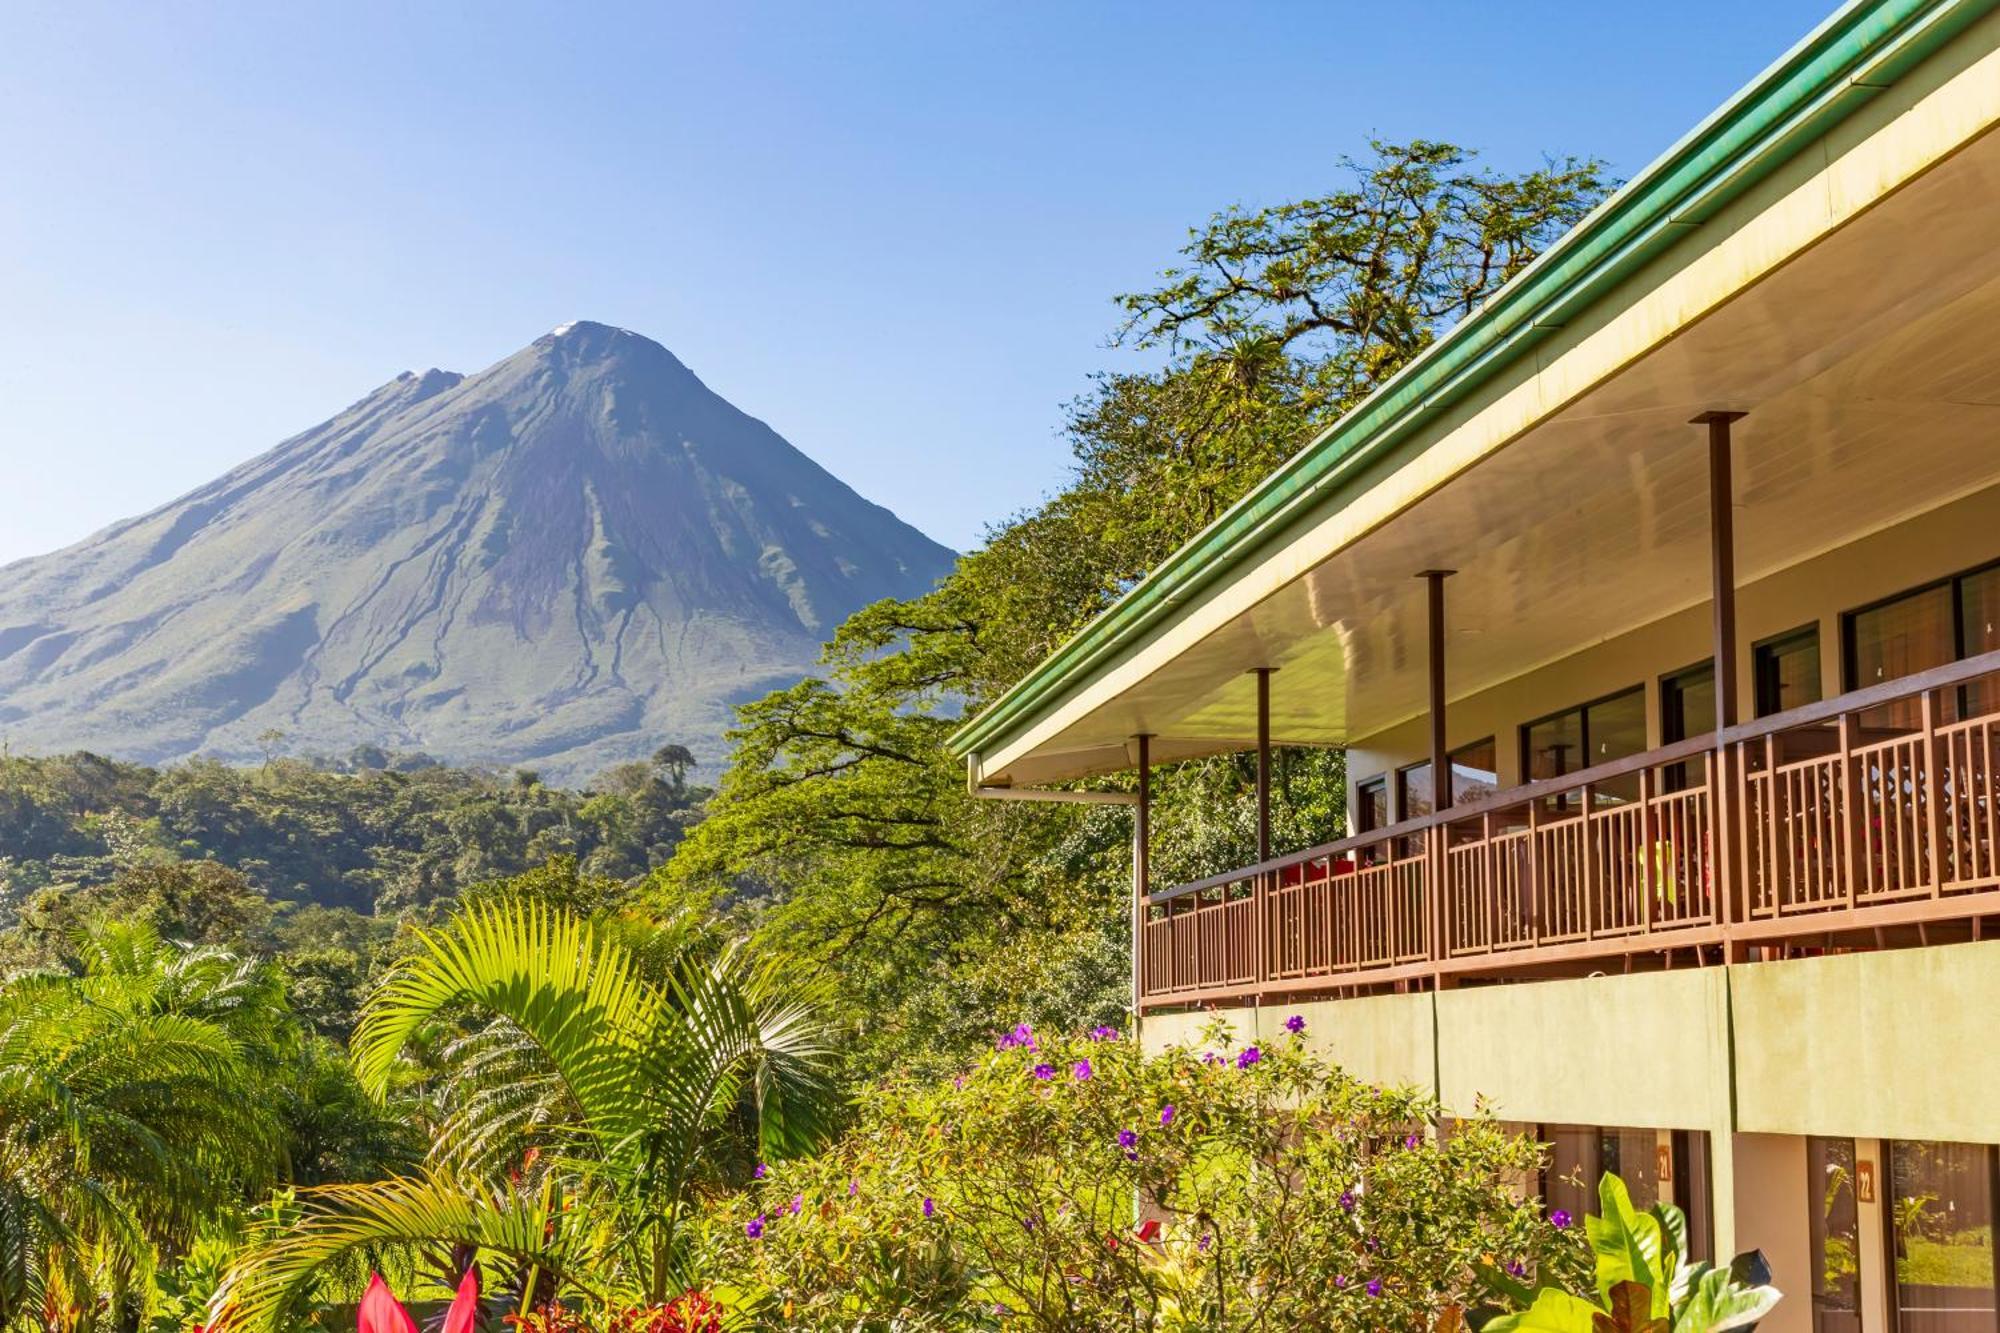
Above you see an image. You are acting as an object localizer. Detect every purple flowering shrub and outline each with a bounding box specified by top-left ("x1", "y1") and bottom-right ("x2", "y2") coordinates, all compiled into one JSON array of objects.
[{"x1": 702, "y1": 1019, "x2": 1584, "y2": 1329}]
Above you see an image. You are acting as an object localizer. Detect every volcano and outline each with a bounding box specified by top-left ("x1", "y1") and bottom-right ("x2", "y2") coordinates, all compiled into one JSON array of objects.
[{"x1": 0, "y1": 322, "x2": 956, "y2": 780}]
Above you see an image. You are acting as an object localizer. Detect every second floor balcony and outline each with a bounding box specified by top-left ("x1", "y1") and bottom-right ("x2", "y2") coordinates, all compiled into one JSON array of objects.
[{"x1": 1142, "y1": 649, "x2": 2000, "y2": 1008}]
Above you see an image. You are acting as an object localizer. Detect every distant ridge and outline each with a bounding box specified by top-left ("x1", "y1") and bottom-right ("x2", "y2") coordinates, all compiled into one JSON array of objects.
[{"x1": 0, "y1": 322, "x2": 956, "y2": 781}]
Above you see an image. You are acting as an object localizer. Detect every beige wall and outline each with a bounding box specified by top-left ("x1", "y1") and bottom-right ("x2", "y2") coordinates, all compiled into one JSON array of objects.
[
  {"x1": 1348, "y1": 482, "x2": 2000, "y2": 821},
  {"x1": 1733, "y1": 1134, "x2": 1812, "y2": 1333},
  {"x1": 1734, "y1": 940, "x2": 2000, "y2": 1143},
  {"x1": 1140, "y1": 938, "x2": 2000, "y2": 1308},
  {"x1": 1434, "y1": 970, "x2": 1732, "y2": 1132}
]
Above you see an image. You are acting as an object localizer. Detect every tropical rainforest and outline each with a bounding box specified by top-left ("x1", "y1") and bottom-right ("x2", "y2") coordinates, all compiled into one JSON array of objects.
[{"x1": 0, "y1": 142, "x2": 1664, "y2": 1330}]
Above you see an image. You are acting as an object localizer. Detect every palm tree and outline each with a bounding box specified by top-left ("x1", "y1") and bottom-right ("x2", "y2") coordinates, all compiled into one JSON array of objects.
[
  {"x1": 0, "y1": 923, "x2": 286, "y2": 1330},
  {"x1": 210, "y1": 899, "x2": 837, "y2": 1330}
]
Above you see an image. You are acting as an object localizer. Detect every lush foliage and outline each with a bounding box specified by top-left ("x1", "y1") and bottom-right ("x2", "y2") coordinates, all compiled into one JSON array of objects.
[
  {"x1": 1487, "y1": 1173, "x2": 1779, "y2": 1332},
  {"x1": 207, "y1": 899, "x2": 839, "y2": 1330},
  {"x1": 667, "y1": 140, "x2": 1611, "y2": 1084},
  {"x1": 0, "y1": 744, "x2": 707, "y2": 929},
  {"x1": 703, "y1": 1020, "x2": 1589, "y2": 1329}
]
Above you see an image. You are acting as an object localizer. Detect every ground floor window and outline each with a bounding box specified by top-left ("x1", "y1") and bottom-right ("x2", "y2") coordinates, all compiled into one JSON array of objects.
[
  {"x1": 1889, "y1": 1139, "x2": 1999, "y2": 1331},
  {"x1": 1809, "y1": 1136, "x2": 1862, "y2": 1333},
  {"x1": 1540, "y1": 1125, "x2": 1712, "y2": 1260}
]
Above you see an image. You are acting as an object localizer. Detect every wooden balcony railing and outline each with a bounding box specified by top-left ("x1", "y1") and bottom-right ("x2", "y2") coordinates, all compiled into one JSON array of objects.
[{"x1": 1140, "y1": 650, "x2": 2000, "y2": 1009}]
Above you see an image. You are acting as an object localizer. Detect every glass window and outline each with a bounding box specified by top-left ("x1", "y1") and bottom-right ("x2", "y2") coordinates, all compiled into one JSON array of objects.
[
  {"x1": 1849, "y1": 583, "x2": 1955, "y2": 732},
  {"x1": 1662, "y1": 663, "x2": 1716, "y2": 745},
  {"x1": 1889, "y1": 1139, "x2": 1998, "y2": 1332},
  {"x1": 1808, "y1": 1137, "x2": 1862, "y2": 1333},
  {"x1": 1661, "y1": 664, "x2": 1715, "y2": 794},
  {"x1": 1398, "y1": 739, "x2": 1496, "y2": 818},
  {"x1": 1398, "y1": 762, "x2": 1433, "y2": 821},
  {"x1": 1357, "y1": 777, "x2": 1388, "y2": 835},
  {"x1": 1452, "y1": 737, "x2": 1499, "y2": 806},
  {"x1": 1523, "y1": 687, "x2": 1645, "y2": 810},
  {"x1": 1960, "y1": 567, "x2": 2000, "y2": 718},
  {"x1": 1540, "y1": 1126, "x2": 1711, "y2": 1261},
  {"x1": 1755, "y1": 626, "x2": 1823, "y2": 719}
]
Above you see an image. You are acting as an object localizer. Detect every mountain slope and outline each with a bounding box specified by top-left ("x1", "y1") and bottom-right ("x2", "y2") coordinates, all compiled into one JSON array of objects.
[{"x1": 0, "y1": 322, "x2": 955, "y2": 780}]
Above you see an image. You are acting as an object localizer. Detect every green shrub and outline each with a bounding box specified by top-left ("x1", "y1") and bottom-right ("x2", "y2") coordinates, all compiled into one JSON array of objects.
[{"x1": 702, "y1": 1018, "x2": 1585, "y2": 1329}]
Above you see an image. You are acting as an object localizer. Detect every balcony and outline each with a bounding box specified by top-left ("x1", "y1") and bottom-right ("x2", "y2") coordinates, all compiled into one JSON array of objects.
[{"x1": 1140, "y1": 650, "x2": 2000, "y2": 1010}]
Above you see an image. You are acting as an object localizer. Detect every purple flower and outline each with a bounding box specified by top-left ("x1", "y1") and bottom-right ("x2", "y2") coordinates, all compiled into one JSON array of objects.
[
  {"x1": 923, "y1": 1196, "x2": 936, "y2": 1219},
  {"x1": 745, "y1": 1215, "x2": 765, "y2": 1240},
  {"x1": 1201, "y1": 1051, "x2": 1220, "y2": 1066},
  {"x1": 1404, "y1": 1133, "x2": 1421, "y2": 1150},
  {"x1": 1365, "y1": 1237, "x2": 1380, "y2": 1253},
  {"x1": 1032, "y1": 1063, "x2": 1055, "y2": 1080},
  {"x1": 1117, "y1": 1129, "x2": 1138, "y2": 1149},
  {"x1": 753, "y1": 1162, "x2": 768, "y2": 1180},
  {"x1": 1236, "y1": 1046, "x2": 1262, "y2": 1070},
  {"x1": 1197, "y1": 1233, "x2": 1212, "y2": 1253},
  {"x1": 1089, "y1": 1025, "x2": 1120, "y2": 1041},
  {"x1": 848, "y1": 1179, "x2": 859, "y2": 1197},
  {"x1": 996, "y1": 1022, "x2": 1037, "y2": 1052},
  {"x1": 1160, "y1": 1104, "x2": 1177, "y2": 1127},
  {"x1": 1072, "y1": 1059, "x2": 1093, "y2": 1081},
  {"x1": 954, "y1": 1075, "x2": 965, "y2": 1090},
  {"x1": 1367, "y1": 1279, "x2": 1384, "y2": 1297},
  {"x1": 1550, "y1": 1208, "x2": 1572, "y2": 1229},
  {"x1": 1335, "y1": 1275, "x2": 1348, "y2": 1289},
  {"x1": 789, "y1": 1193, "x2": 803, "y2": 1216},
  {"x1": 1507, "y1": 1260, "x2": 1527, "y2": 1277},
  {"x1": 1339, "y1": 1189, "x2": 1357, "y2": 1212},
  {"x1": 1284, "y1": 1014, "x2": 1306, "y2": 1034}
]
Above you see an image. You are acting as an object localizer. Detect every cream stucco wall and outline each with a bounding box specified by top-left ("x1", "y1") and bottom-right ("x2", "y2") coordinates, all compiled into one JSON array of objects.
[
  {"x1": 1349, "y1": 481, "x2": 2000, "y2": 820},
  {"x1": 1734, "y1": 939, "x2": 2000, "y2": 1143}
]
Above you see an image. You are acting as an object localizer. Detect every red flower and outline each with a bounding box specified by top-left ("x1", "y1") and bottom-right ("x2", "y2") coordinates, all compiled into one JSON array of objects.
[
  {"x1": 358, "y1": 1274, "x2": 418, "y2": 1333},
  {"x1": 1134, "y1": 1218, "x2": 1162, "y2": 1243},
  {"x1": 443, "y1": 1268, "x2": 480, "y2": 1333}
]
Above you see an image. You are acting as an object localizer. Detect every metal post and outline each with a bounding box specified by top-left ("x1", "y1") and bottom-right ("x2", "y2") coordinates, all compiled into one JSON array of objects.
[
  {"x1": 1253, "y1": 668, "x2": 1275, "y2": 862},
  {"x1": 1420, "y1": 571, "x2": 1455, "y2": 810},
  {"x1": 1694, "y1": 410, "x2": 1747, "y2": 952},
  {"x1": 1696, "y1": 413, "x2": 1746, "y2": 732},
  {"x1": 1132, "y1": 734, "x2": 1151, "y2": 1016}
]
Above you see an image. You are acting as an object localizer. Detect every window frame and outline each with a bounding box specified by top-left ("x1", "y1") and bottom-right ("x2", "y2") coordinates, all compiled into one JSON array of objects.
[
  {"x1": 1395, "y1": 736, "x2": 1498, "y2": 821},
  {"x1": 1840, "y1": 556, "x2": 2000, "y2": 692},
  {"x1": 1518, "y1": 683, "x2": 1646, "y2": 787},
  {"x1": 1751, "y1": 622, "x2": 1821, "y2": 720}
]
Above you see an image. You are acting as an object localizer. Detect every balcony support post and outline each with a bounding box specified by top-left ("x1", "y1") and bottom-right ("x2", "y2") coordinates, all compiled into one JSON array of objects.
[
  {"x1": 1252, "y1": 668, "x2": 1275, "y2": 986},
  {"x1": 1695, "y1": 410, "x2": 1747, "y2": 955},
  {"x1": 1131, "y1": 733, "x2": 1151, "y2": 1016},
  {"x1": 1420, "y1": 570, "x2": 1455, "y2": 810},
  {"x1": 1420, "y1": 570, "x2": 1455, "y2": 982}
]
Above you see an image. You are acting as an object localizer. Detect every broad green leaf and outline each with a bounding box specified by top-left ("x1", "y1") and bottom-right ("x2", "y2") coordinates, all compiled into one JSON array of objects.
[
  {"x1": 1671, "y1": 1264, "x2": 1781, "y2": 1331},
  {"x1": 1587, "y1": 1174, "x2": 1665, "y2": 1313},
  {"x1": 1482, "y1": 1287, "x2": 1607, "y2": 1332}
]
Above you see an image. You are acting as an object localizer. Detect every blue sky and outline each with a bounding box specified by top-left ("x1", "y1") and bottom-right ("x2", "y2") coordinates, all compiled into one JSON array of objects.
[{"x1": 0, "y1": 0, "x2": 1834, "y2": 564}]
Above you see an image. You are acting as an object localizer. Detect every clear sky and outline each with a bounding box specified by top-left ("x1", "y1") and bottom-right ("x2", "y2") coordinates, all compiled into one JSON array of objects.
[{"x1": 0, "y1": 0, "x2": 1835, "y2": 564}]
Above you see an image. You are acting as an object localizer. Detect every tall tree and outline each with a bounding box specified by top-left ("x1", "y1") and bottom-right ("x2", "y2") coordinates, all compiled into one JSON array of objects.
[{"x1": 667, "y1": 141, "x2": 1610, "y2": 1081}]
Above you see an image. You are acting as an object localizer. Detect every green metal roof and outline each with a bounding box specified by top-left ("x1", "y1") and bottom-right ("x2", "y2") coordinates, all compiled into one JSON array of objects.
[{"x1": 949, "y1": 0, "x2": 1996, "y2": 766}]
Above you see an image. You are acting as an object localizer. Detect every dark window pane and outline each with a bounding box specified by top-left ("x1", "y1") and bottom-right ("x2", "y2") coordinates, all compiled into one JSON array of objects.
[
  {"x1": 1889, "y1": 1139, "x2": 1998, "y2": 1332},
  {"x1": 1452, "y1": 737, "x2": 1498, "y2": 805},
  {"x1": 1587, "y1": 688, "x2": 1647, "y2": 804},
  {"x1": 1662, "y1": 664, "x2": 1717, "y2": 745},
  {"x1": 1662, "y1": 666, "x2": 1715, "y2": 793},
  {"x1": 1601, "y1": 1128, "x2": 1662, "y2": 1209},
  {"x1": 1959, "y1": 567, "x2": 2000, "y2": 717},
  {"x1": 1808, "y1": 1137, "x2": 1862, "y2": 1333},
  {"x1": 1525, "y1": 710, "x2": 1586, "y2": 784},
  {"x1": 1756, "y1": 627, "x2": 1822, "y2": 719},
  {"x1": 1398, "y1": 763, "x2": 1433, "y2": 821},
  {"x1": 1851, "y1": 584, "x2": 1954, "y2": 732},
  {"x1": 1677, "y1": 1131, "x2": 1715, "y2": 1264},
  {"x1": 1358, "y1": 779, "x2": 1388, "y2": 834},
  {"x1": 1544, "y1": 1125, "x2": 1599, "y2": 1226}
]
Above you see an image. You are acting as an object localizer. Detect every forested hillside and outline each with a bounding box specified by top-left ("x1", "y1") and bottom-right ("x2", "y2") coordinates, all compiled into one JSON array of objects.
[{"x1": 0, "y1": 745, "x2": 707, "y2": 1031}]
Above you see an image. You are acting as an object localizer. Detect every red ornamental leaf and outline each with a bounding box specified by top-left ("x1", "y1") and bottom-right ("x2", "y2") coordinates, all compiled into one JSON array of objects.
[
  {"x1": 358, "y1": 1273, "x2": 419, "y2": 1333},
  {"x1": 443, "y1": 1268, "x2": 480, "y2": 1333},
  {"x1": 1133, "y1": 1218, "x2": 1162, "y2": 1243}
]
